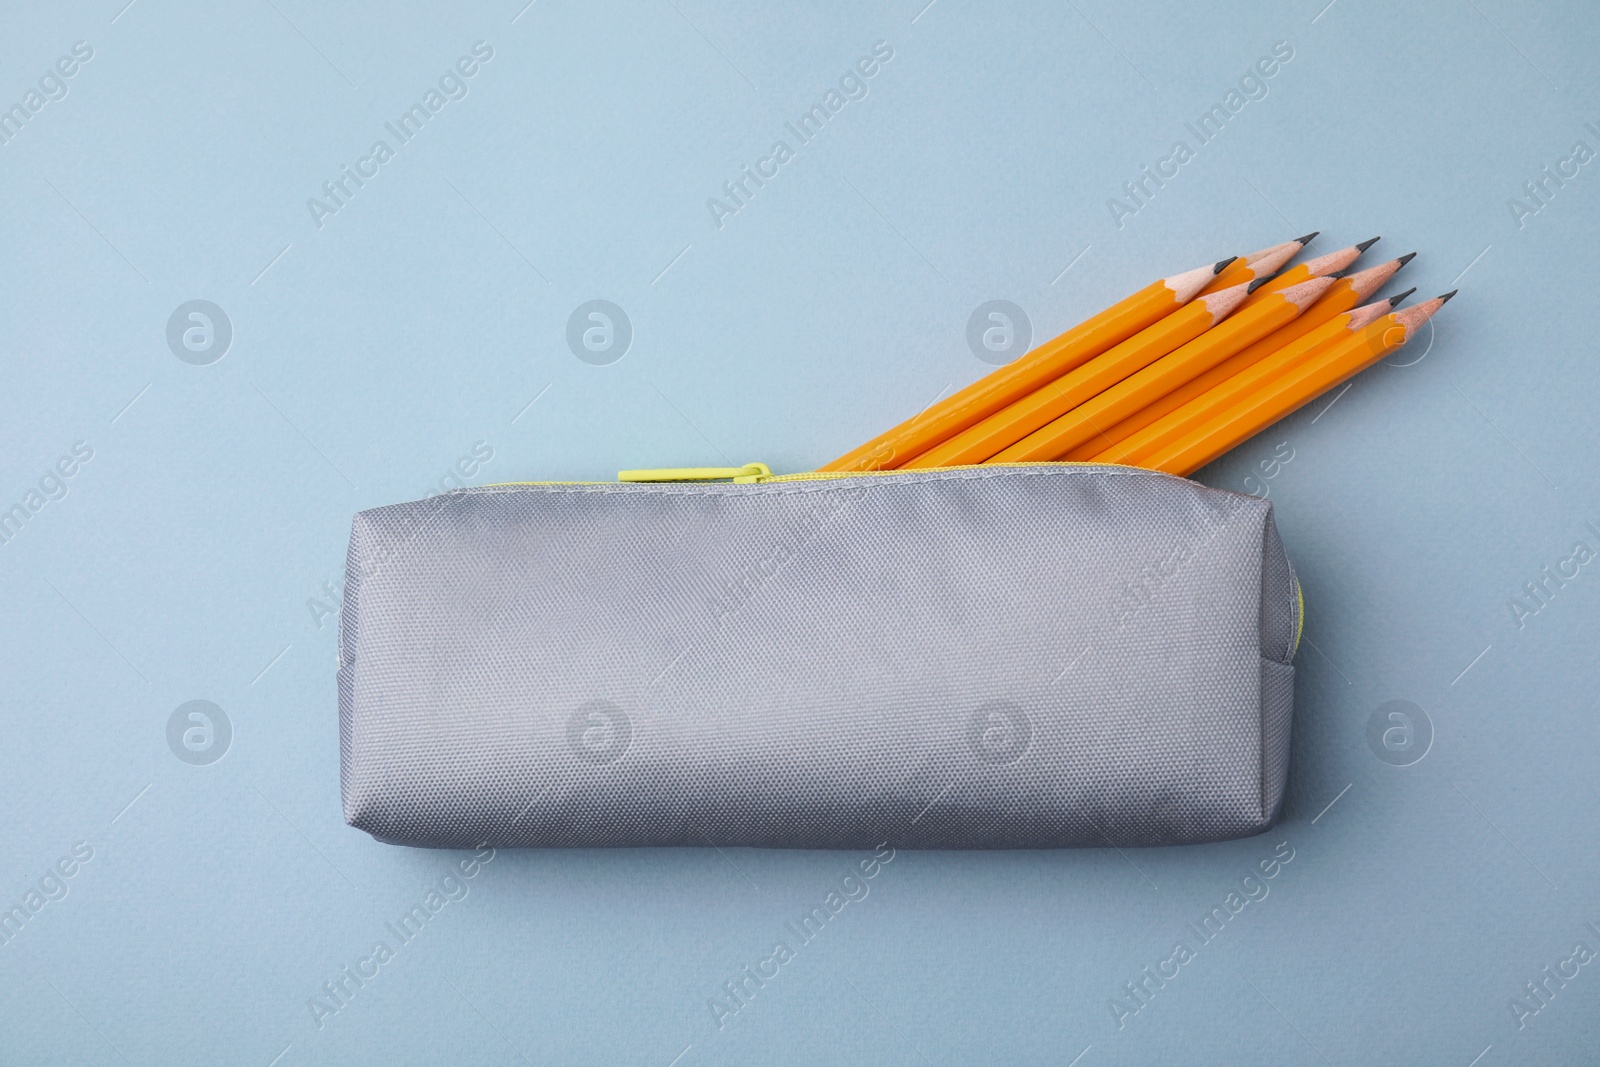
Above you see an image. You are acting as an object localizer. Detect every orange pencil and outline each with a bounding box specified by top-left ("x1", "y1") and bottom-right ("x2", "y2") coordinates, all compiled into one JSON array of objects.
[
  {"x1": 1064, "y1": 254, "x2": 1415, "y2": 462},
  {"x1": 988, "y1": 276, "x2": 1337, "y2": 464},
  {"x1": 819, "y1": 256, "x2": 1237, "y2": 472},
  {"x1": 903, "y1": 280, "x2": 1254, "y2": 468},
  {"x1": 1144, "y1": 293, "x2": 1455, "y2": 476},
  {"x1": 1244, "y1": 236, "x2": 1379, "y2": 301},
  {"x1": 1203, "y1": 234, "x2": 1314, "y2": 293},
  {"x1": 1097, "y1": 292, "x2": 1412, "y2": 466}
]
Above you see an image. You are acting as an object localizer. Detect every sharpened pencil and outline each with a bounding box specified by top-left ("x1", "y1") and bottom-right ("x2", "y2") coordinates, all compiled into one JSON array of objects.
[
  {"x1": 989, "y1": 276, "x2": 1338, "y2": 463},
  {"x1": 1064, "y1": 254, "x2": 1415, "y2": 462},
  {"x1": 1142, "y1": 293, "x2": 1455, "y2": 476},
  {"x1": 1093, "y1": 292, "x2": 1411, "y2": 466}
]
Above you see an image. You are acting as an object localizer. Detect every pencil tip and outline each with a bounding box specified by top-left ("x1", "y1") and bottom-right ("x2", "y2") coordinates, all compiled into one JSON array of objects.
[
  {"x1": 1213, "y1": 256, "x2": 1238, "y2": 274},
  {"x1": 1396, "y1": 251, "x2": 1417, "y2": 267},
  {"x1": 1247, "y1": 274, "x2": 1276, "y2": 293},
  {"x1": 1439, "y1": 289, "x2": 1458, "y2": 303},
  {"x1": 1294, "y1": 231, "x2": 1319, "y2": 246},
  {"x1": 1356, "y1": 236, "x2": 1381, "y2": 253},
  {"x1": 1389, "y1": 287, "x2": 1416, "y2": 307}
]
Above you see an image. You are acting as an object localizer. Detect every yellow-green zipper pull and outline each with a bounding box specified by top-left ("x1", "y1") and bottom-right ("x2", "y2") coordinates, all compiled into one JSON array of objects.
[{"x1": 617, "y1": 462, "x2": 773, "y2": 484}]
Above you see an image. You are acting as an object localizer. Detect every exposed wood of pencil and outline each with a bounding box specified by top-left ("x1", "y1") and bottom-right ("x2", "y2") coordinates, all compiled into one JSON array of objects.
[
  {"x1": 902, "y1": 281, "x2": 1253, "y2": 468},
  {"x1": 1203, "y1": 233, "x2": 1315, "y2": 293},
  {"x1": 988, "y1": 276, "x2": 1337, "y2": 464},
  {"x1": 1145, "y1": 293, "x2": 1454, "y2": 476},
  {"x1": 1246, "y1": 236, "x2": 1379, "y2": 301},
  {"x1": 1065, "y1": 254, "x2": 1415, "y2": 462},
  {"x1": 817, "y1": 257, "x2": 1237, "y2": 473}
]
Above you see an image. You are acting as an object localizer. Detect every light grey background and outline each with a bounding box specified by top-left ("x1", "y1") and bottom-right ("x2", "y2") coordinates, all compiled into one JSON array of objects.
[{"x1": 1, "y1": 0, "x2": 1595, "y2": 1064}]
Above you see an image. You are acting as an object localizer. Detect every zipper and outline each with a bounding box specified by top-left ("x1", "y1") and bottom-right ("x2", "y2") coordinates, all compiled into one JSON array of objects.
[
  {"x1": 618, "y1": 463, "x2": 773, "y2": 483},
  {"x1": 479, "y1": 459, "x2": 1130, "y2": 490}
]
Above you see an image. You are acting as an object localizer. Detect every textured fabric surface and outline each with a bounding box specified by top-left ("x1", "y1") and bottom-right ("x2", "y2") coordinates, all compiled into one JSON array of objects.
[{"x1": 339, "y1": 465, "x2": 1298, "y2": 849}]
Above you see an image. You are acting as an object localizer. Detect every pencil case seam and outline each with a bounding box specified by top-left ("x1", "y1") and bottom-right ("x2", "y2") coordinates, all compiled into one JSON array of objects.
[{"x1": 454, "y1": 465, "x2": 1211, "y2": 500}]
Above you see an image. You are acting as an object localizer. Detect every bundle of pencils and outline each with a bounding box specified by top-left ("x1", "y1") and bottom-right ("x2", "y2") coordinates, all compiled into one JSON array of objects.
[{"x1": 822, "y1": 234, "x2": 1453, "y2": 477}]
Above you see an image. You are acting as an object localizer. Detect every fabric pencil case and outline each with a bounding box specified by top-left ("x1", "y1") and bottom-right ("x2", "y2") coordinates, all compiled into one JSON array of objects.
[{"x1": 338, "y1": 462, "x2": 1301, "y2": 849}]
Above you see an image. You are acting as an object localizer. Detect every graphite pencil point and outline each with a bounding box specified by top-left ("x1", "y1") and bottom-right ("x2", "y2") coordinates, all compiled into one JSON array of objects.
[
  {"x1": 1247, "y1": 274, "x2": 1278, "y2": 293},
  {"x1": 1356, "y1": 236, "x2": 1381, "y2": 253},
  {"x1": 1389, "y1": 287, "x2": 1417, "y2": 306},
  {"x1": 1294, "y1": 231, "x2": 1319, "y2": 246},
  {"x1": 1396, "y1": 251, "x2": 1417, "y2": 267},
  {"x1": 1213, "y1": 256, "x2": 1238, "y2": 274},
  {"x1": 1439, "y1": 289, "x2": 1458, "y2": 303}
]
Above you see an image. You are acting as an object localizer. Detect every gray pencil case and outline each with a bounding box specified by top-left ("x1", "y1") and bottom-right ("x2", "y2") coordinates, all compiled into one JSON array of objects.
[{"x1": 338, "y1": 462, "x2": 1300, "y2": 850}]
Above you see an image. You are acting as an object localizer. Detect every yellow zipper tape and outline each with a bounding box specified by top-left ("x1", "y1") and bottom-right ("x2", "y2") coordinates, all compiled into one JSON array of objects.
[{"x1": 1293, "y1": 577, "x2": 1305, "y2": 655}]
